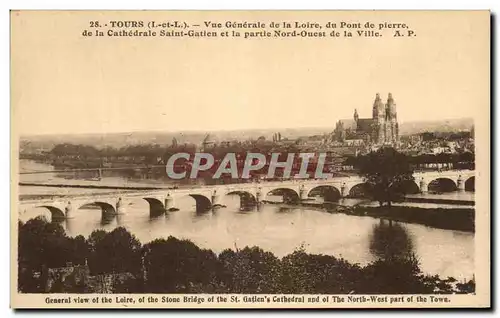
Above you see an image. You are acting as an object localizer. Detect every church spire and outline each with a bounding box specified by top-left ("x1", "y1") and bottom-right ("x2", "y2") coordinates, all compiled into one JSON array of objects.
[
  {"x1": 387, "y1": 92, "x2": 394, "y2": 104},
  {"x1": 373, "y1": 93, "x2": 384, "y2": 118},
  {"x1": 387, "y1": 93, "x2": 397, "y2": 117}
]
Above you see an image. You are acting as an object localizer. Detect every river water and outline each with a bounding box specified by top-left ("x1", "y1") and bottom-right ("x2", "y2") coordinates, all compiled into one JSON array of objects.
[{"x1": 18, "y1": 160, "x2": 475, "y2": 281}]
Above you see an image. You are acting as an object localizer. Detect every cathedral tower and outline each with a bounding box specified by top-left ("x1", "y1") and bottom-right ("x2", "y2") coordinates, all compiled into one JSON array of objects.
[
  {"x1": 387, "y1": 93, "x2": 396, "y2": 117},
  {"x1": 372, "y1": 93, "x2": 385, "y2": 144},
  {"x1": 384, "y1": 93, "x2": 399, "y2": 145},
  {"x1": 330, "y1": 92, "x2": 399, "y2": 148},
  {"x1": 372, "y1": 93, "x2": 384, "y2": 118}
]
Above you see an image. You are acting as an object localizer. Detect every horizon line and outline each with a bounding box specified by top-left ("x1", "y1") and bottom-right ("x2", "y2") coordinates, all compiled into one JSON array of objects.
[{"x1": 19, "y1": 117, "x2": 474, "y2": 139}]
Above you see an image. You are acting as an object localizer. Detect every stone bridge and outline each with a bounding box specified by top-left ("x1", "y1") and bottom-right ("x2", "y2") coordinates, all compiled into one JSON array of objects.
[{"x1": 19, "y1": 169, "x2": 475, "y2": 220}]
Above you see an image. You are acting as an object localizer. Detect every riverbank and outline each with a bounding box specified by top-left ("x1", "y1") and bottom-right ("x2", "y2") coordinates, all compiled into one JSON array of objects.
[
  {"x1": 321, "y1": 204, "x2": 475, "y2": 233},
  {"x1": 403, "y1": 196, "x2": 474, "y2": 206}
]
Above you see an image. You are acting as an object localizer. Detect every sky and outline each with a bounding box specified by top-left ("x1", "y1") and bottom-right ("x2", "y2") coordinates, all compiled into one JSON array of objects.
[{"x1": 11, "y1": 11, "x2": 489, "y2": 136}]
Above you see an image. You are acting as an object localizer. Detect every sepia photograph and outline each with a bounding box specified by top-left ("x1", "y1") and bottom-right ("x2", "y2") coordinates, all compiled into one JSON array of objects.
[{"x1": 10, "y1": 10, "x2": 490, "y2": 308}]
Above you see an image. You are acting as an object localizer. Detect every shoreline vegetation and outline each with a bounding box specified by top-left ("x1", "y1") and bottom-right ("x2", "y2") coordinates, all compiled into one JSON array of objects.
[
  {"x1": 262, "y1": 201, "x2": 475, "y2": 233},
  {"x1": 324, "y1": 204, "x2": 474, "y2": 233},
  {"x1": 18, "y1": 216, "x2": 475, "y2": 295}
]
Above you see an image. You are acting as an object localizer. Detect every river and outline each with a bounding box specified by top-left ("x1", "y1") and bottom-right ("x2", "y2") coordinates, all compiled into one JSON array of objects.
[{"x1": 18, "y1": 160, "x2": 475, "y2": 281}]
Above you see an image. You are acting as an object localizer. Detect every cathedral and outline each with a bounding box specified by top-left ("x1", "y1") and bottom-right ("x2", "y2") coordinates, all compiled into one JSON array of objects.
[{"x1": 333, "y1": 93, "x2": 399, "y2": 147}]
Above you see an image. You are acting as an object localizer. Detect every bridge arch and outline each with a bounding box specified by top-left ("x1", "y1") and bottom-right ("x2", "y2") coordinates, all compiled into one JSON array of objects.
[
  {"x1": 264, "y1": 188, "x2": 300, "y2": 204},
  {"x1": 83, "y1": 201, "x2": 117, "y2": 215},
  {"x1": 389, "y1": 180, "x2": 420, "y2": 195},
  {"x1": 188, "y1": 194, "x2": 212, "y2": 212},
  {"x1": 427, "y1": 178, "x2": 457, "y2": 193},
  {"x1": 348, "y1": 183, "x2": 372, "y2": 198},
  {"x1": 465, "y1": 176, "x2": 475, "y2": 192},
  {"x1": 143, "y1": 197, "x2": 165, "y2": 217},
  {"x1": 226, "y1": 191, "x2": 257, "y2": 209},
  {"x1": 76, "y1": 201, "x2": 116, "y2": 215},
  {"x1": 37, "y1": 205, "x2": 65, "y2": 220},
  {"x1": 307, "y1": 185, "x2": 341, "y2": 202}
]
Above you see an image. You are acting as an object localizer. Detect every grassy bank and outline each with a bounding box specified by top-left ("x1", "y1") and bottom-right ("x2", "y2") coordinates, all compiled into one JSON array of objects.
[
  {"x1": 324, "y1": 204, "x2": 475, "y2": 233},
  {"x1": 402, "y1": 196, "x2": 474, "y2": 206}
]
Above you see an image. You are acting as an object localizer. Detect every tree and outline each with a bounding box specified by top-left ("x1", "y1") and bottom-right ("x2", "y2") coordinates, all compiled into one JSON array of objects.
[
  {"x1": 87, "y1": 227, "x2": 142, "y2": 275},
  {"x1": 18, "y1": 217, "x2": 76, "y2": 292},
  {"x1": 70, "y1": 235, "x2": 90, "y2": 266},
  {"x1": 142, "y1": 237, "x2": 221, "y2": 293},
  {"x1": 357, "y1": 147, "x2": 415, "y2": 207},
  {"x1": 17, "y1": 215, "x2": 468, "y2": 295},
  {"x1": 361, "y1": 255, "x2": 430, "y2": 294},
  {"x1": 280, "y1": 249, "x2": 362, "y2": 294},
  {"x1": 50, "y1": 143, "x2": 100, "y2": 159},
  {"x1": 218, "y1": 247, "x2": 281, "y2": 293}
]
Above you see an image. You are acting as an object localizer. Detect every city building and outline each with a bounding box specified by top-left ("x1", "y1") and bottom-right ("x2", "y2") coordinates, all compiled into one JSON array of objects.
[
  {"x1": 332, "y1": 93, "x2": 400, "y2": 147},
  {"x1": 201, "y1": 133, "x2": 216, "y2": 151}
]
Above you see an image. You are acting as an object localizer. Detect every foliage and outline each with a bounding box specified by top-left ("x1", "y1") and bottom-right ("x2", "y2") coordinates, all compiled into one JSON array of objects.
[
  {"x1": 345, "y1": 151, "x2": 475, "y2": 171},
  {"x1": 142, "y1": 237, "x2": 220, "y2": 293},
  {"x1": 356, "y1": 147, "x2": 415, "y2": 206},
  {"x1": 50, "y1": 143, "x2": 100, "y2": 158},
  {"x1": 18, "y1": 216, "x2": 88, "y2": 292},
  {"x1": 87, "y1": 227, "x2": 142, "y2": 275},
  {"x1": 218, "y1": 247, "x2": 281, "y2": 293},
  {"x1": 361, "y1": 256, "x2": 432, "y2": 294},
  {"x1": 280, "y1": 250, "x2": 363, "y2": 294},
  {"x1": 348, "y1": 206, "x2": 475, "y2": 232},
  {"x1": 18, "y1": 217, "x2": 474, "y2": 294}
]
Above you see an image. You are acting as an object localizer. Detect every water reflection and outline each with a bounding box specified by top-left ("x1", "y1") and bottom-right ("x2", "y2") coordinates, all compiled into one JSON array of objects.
[
  {"x1": 100, "y1": 213, "x2": 116, "y2": 226},
  {"x1": 277, "y1": 206, "x2": 294, "y2": 214},
  {"x1": 369, "y1": 219, "x2": 415, "y2": 262},
  {"x1": 116, "y1": 214, "x2": 124, "y2": 226},
  {"x1": 194, "y1": 208, "x2": 212, "y2": 217},
  {"x1": 146, "y1": 213, "x2": 161, "y2": 222}
]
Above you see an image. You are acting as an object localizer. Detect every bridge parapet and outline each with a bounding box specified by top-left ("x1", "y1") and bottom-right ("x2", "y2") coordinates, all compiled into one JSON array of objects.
[
  {"x1": 19, "y1": 169, "x2": 475, "y2": 218},
  {"x1": 414, "y1": 169, "x2": 475, "y2": 192}
]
